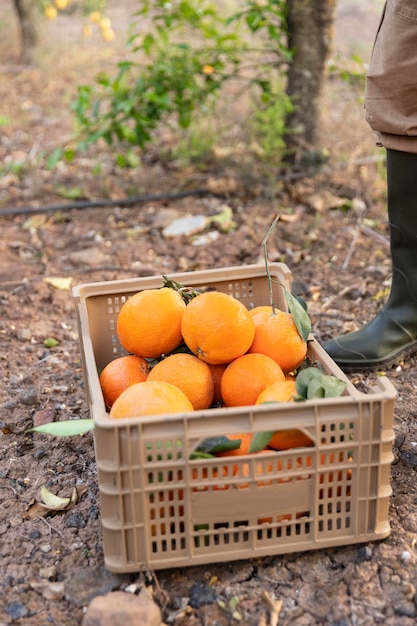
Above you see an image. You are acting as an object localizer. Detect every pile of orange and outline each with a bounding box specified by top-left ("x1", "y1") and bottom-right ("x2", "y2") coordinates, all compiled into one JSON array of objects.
[{"x1": 98, "y1": 284, "x2": 309, "y2": 421}]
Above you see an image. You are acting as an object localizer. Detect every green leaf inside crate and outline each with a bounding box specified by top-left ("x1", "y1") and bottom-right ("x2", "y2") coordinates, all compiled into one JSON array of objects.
[
  {"x1": 296, "y1": 367, "x2": 347, "y2": 399},
  {"x1": 249, "y1": 431, "x2": 274, "y2": 453},
  {"x1": 196, "y1": 435, "x2": 242, "y2": 454},
  {"x1": 189, "y1": 451, "x2": 216, "y2": 460},
  {"x1": 285, "y1": 291, "x2": 311, "y2": 342}
]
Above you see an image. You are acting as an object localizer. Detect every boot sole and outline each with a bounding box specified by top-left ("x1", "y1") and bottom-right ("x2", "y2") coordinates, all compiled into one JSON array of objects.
[{"x1": 329, "y1": 341, "x2": 417, "y2": 372}]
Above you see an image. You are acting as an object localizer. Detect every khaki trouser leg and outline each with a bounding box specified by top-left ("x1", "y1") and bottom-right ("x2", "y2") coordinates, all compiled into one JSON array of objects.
[{"x1": 365, "y1": 0, "x2": 417, "y2": 153}]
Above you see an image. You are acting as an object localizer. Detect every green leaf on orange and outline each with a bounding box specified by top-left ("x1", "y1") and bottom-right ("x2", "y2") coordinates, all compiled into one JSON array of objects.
[
  {"x1": 249, "y1": 431, "x2": 274, "y2": 453},
  {"x1": 195, "y1": 435, "x2": 242, "y2": 454},
  {"x1": 296, "y1": 367, "x2": 346, "y2": 399},
  {"x1": 284, "y1": 290, "x2": 311, "y2": 342}
]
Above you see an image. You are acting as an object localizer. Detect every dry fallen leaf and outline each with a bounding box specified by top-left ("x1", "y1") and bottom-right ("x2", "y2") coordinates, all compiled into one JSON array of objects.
[
  {"x1": 43, "y1": 276, "x2": 73, "y2": 290},
  {"x1": 23, "y1": 485, "x2": 87, "y2": 519},
  {"x1": 30, "y1": 581, "x2": 65, "y2": 601},
  {"x1": 278, "y1": 212, "x2": 300, "y2": 223}
]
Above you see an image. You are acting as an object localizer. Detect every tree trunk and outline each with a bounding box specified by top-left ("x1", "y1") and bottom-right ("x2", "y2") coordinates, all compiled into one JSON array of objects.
[
  {"x1": 14, "y1": 0, "x2": 38, "y2": 65},
  {"x1": 284, "y1": 0, "x2": 336, "y2": 166}
]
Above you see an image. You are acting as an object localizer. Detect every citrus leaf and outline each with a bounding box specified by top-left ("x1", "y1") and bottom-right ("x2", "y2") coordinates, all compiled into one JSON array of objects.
[
  {"x1": 249, "y1": 431, "x2": 274, "y2": 453},
  {"x1": 196, "y1": 435, "x2": 241, "y2": 454},
  {"x1": 296, "y1": 367, "x2": 320, "y2": 397},
  {"x1": 285, "y1": 290, "x2": 311, "y2": 342},
  {"x1": 28, "y1": 419, "x2": 94, "y2": 437},
  {"x1": 208, "y1": 205, "x2": 237, "y2": 233},
  {"x1": 296, "y1": 367, "x2": 346, "y2": 400},
  {"x1": 44, "y1": 337, "x2": 60, "y2": 348},
  {"x1": 56, "y1": 186, "x2": 85, "y2": 199},
  {"x1": 46, "y1": 147, "x2": 63, "y2": 169},
  {"x1": 189, "y1": 451, "x2": 216, "y2": 460},
  {"x1": 309, "y1": 374, "x2": 346, "y2": 399},
  {"x1": 305, "y1": 377, "x2": 327, "y2": 398},
  {"x1": 40, "y1": 486, "x2": 71, "y2": 510}
]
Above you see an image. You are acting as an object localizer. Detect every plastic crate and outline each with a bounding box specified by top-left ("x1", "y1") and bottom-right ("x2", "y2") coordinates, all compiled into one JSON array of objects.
[{"x1": 73, "y1": 263, "x2": 397, "y2": 573}]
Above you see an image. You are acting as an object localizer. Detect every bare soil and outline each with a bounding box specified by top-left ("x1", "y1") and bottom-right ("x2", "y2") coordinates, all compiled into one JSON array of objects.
[{"x1": 2, "y1": 2, "x2": 417, "y2": 625}]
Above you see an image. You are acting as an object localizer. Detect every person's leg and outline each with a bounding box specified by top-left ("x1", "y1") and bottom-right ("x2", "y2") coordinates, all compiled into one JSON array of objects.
[
  {"x1": 324, "y1": 149, "x2": 417, "y2": 370},
  {"x1": 323, "y1": 1, "x2": 417, "y2": 371}
]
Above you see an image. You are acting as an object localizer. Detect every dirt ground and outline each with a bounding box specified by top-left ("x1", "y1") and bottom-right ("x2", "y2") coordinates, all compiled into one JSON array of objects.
[{"x1": 2, "y1": 1, "x2": 417, "y2": 625}]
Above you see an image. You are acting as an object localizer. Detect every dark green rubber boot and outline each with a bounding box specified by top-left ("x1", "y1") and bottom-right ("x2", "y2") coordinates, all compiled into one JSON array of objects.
[{"x1": 323, "y1": 149, "x2": 417, "y2": 371}]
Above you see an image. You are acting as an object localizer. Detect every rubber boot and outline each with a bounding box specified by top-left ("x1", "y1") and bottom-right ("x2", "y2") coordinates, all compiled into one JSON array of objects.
[{"x1": 323, "y1": 149, "x2": 417, "y2": 371}]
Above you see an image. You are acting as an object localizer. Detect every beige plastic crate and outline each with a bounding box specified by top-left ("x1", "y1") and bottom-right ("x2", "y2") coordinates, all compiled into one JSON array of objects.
[{"x1": 73, "y1": 263, "x2": 397, "y2": 573}]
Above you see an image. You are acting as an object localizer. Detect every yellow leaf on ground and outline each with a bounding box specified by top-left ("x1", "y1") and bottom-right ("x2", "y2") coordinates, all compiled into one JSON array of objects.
[{"x1": 43, "y1": 277, "x2": 73, "y2": 290}]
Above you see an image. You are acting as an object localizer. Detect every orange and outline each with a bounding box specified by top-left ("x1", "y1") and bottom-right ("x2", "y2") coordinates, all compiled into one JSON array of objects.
[
  {"x1": 248, "y1": 306, "x2": 307, "y2": 373},
  {"x1": 109, "y1": 380, "x2": 193, "y2": 419},
  {"x1": 180, "y1": 291, "x2": 255, "y2": 364},
  {"x1": 147, "y1": 353, "x2": 214, "y2": 410},
  {"x1": 116, "y1": 287, "x2": 186, "y2": 359},
  {"x1": 220, "y1": 353, "x2": 285, "y2": 407},
  {"x1": 207, "y1": 362, "x2": 228, "y2": 404},
  {"x1": 255, "y1": 379, "x2": 297, "y2": 404},
  {"x1": 267, "y1": 429, "x2": 314, "y2": 450},
  {"x1": 99, "y1": 354, "x2": 150, "y2": 408},
  {"x1": 215, "y1": 433, "x2": 254, "y2": 457}
]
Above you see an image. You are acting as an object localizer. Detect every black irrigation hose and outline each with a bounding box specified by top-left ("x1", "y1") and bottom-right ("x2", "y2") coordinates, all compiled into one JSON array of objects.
[
  {"x1": 0, "y1": 167, "x2": 324, "y2": 218},
  {"x1": 0, "y1": 155, "x2": 385, "y2": 218},
  {"x1": 0, "y1": 188, "x2": 211, "y2": 218}
]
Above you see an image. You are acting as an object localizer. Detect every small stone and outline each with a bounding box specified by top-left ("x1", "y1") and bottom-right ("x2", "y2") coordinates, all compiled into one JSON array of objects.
[
  {"x1": 82, "y1": 591, "x2": 162, "y2": 626},
  {"x1": 33, "y1": 406, "x2": 56, "y2": 428},
  {"x1": 5, "y1": 602, "x2": 29, "y2": 621},
  {"x1": 394, "y1": 602, "x2": 416, "y2": 618},
  {"x1": 355, "y1": 545, "x2": 372, "y2": 562},
  {"x1": 192, "y1": 231, "x2": 220, "y2": 246},
  {"x1": 88, "y1": 505, "x2": 100, "y2": 520},
  {"x1": 39, "y1": 565, "x2": 57, "y2": 580},
  {"x1": 64, "y1": 565, "x2": 122, "y2": 608},
  {"x1": 16, "y1": 328, "x2": 32, "y2": 341},
  {"x1": 33, "y1": 448, "x2": 47, "y2": 460},
  {"x1": 3, "y1": 399, "x2": 17, "y2": 409},
  {"x1": 19, "y1": 385, "x2": 40, "y2": 406},
  {"x1": 152, "y1": 207, "x2": 179, "y2": 228},
  {"x1": 68, "y1": 248, "x2": 110, "y2": 267},
  {"x1": 31, "y1": 581, "x2": 65, "y2": 601},
  {"x1": 30, "y1": 530, "x2": 42, "y2": 540},
  {"x1": 65, "y1": 513, "x2": 86, "y2": 529},
  {"x1": 401, "y1": 550, "x2": 412, "y2": 562},
  {"x1": 162, "y1": 215, "x2": 209, "y2": 238},
  {"x1": 400, "y1": 452, "x2": 417, "y2": 468},
  {"x1": 188, "y1": 581, "x2": 219, "y2": 608},
  {"x1": 40, "y1": 544, "x2": 52, "y2": 553}
]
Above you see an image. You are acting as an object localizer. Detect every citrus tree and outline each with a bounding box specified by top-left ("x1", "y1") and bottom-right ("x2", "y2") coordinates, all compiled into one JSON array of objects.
[
  {"x1": 15, "y1": 0, "x2": 337, "y2": 167},
  {"x1": 13, "y1": 0, "x2": 111, "y2": 64},
  {"x1": 70, "y1": 0, "x2": 336, "y2": 167},
  {"x1": 70, "y1": 1, "x2": 290, "y2": 155}
]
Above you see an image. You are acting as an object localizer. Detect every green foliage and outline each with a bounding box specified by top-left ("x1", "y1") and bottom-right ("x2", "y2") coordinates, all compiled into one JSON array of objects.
[
  {"x1": 296, "y1": 367, "x2": 347, "y2": 400},
  {"x1": 249, "y1": 85, "x2": 293, "y2": 163},
  {"x1": 0, "y1": 159, "x2": 26, "y2": 178},
  {"x1": 71, "y1": 0, "x2": 291, "y2": 164},
  {"x1": 29, "y1": 419, "x2": 94, "y2": 437},
  {"x1": 191, "y1": 435, "x2": 242, "y2": 458},
  {"x1": 328, "y1": 54, "x2": 367, "y2": 91}
]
